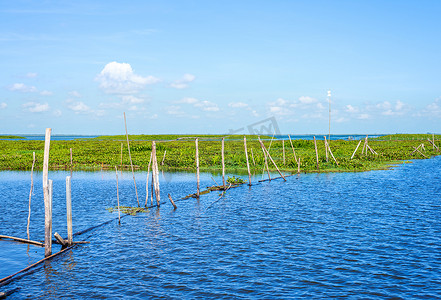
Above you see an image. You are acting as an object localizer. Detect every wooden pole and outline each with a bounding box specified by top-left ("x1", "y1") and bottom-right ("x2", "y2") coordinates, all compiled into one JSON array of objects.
[
  {"x1": 427, "y1": 138, "x2": 440, "y2": 152},
  {"x1": 145, "y1": 152, "x2": 152, "y2": 207},
  {"x1": 313, "y1": 136, "x2": 320, "y2": 171},
  {"x1": 27, "y1": 152, "x2": 35, "y2": 240},
  {"x1": 324, "y1": 136, "x2": 329, "y2": 162},
  {"x1": 161, "y1": 150, "x2": 167, "y2": 166},
  {"x1": 244, "y1": 137, "x2": 252, "y2": 186},
  {"x1": 54, "y1": 232, "x2": 67, "y2": 247},
  {"x1": 47, "y1": 179, "x2": 53, "y2": 257},
  {"x1": 362, "y1": 135, "x2": 368, "y2": 155},
  {"x1": 250, "y1": 148, "x2": 256, "y2": 166},
  {"x1": 168, "y1": 194, "x2": 177, "y2": 209},
  {"x1": 151, "y1": 141, "x2": 161, "y2": 206},
  {"x1": 115, "y1": 166, "x2": 121, "y2": 225},
  {"x1": 433, "y1": 133, "x2": 435, "y2": 150},
  {"x1": 120, "y1": 143, "x2": 123, "y2": 175},
  {"x1": 69, "y1": 148, "x2": 73, "y2": 177},
  {"x1": 282, "y1": 140, "x2": 285, "y2": 165},
  {"x1": 297, "y1": 157, "x2": 301, "y2": 173},
  {"x1": 351, "y1": 140, "x2": 362, "y2": 159},
  {"x1": 258, "y1": 137, "x2": 286, "y2": 181},
  {"x1": 0, "y1": 235, "x2": 44, "y2": 247},
  {"x1": 43, "y1": 128, "x2": 51, "y2": 257},
  {"x1": 327, "y1": 142, "x2": 339, "y2": 165},
  {"x1": 221, "y1": 138, "x2": 226, "y2": 188},
  {"x1": 66, "y1": 176, "x2": 73, "y2": 246},
  {"x1": 123, "y1": 112, "x2": 139, "y2": 207},
  {"x1": 288, "y1": 135, "x2": 297, "y2": 161},
  {"x1": 260, "y1": 140, "x2": 271, "y2": 181},
  {"x1": 195, "y1": 138, "x2": 200, "y2": 197}
]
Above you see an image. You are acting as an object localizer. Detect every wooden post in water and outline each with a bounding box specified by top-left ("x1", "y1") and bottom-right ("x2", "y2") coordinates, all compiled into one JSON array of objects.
[
  {"x1": 258, "y1": 137, "x2": 286, "y2": 181},
  {"x1": 161, "y1": 150, "x2": 167, "y2": 166},
  {"x1": 324, "y1": 136, "x2": 329, "y2": 162},
  {"x1": 151, "y1": 141, "x2": 161, "y2": 206},
  {"x1": 313, "y1": 136, "x2": 320, "y2": 171},
  {"x1": 195, "y1": 138, "x2": 200, "y2": 197},
  {"x1": 260, "y1": 139, "x2": 271, "y2": 181},
  {"x1": 351, "y1": 140, "x2": 362, "y2": 159},
  {"x1": 297, "y1": 157, "x2": 301, "y2": 173},
  {"x1": 250, "y1": 148, "x2": 256, "y2": 166},
  {"x1": 43, "y1": 128, "x2": 52, "y2": 257},
  {"x1": 282, "y1": 140, "x2": 286, "y2": 165},
  {"x1": 115, "y1": 166, "x2": 121, "y2": 225},
  {"x1": 123, "y1": 112, "x2": 140, "y2": 207},
  {"x1": 27, "y1": 152, "x2": 35, "y2": 240},
  {"x1": 168, "y1": 194, "x2": 177, "y2": 210},
  {"x1": 66, "y1": 176, "x2": 73, "y2": 246},
  {"x1": 221, "y1": 138, "x2": 226, "y2": 188},
  {"x1": 145, "y1": 152, "x2": 152, "y2": 207},
  {"x1": 244, "y1": 137, "x2": 252, "y2": 186},
  {"x1": 47, "y1": 179, "x2": 53, "y2": 256}
]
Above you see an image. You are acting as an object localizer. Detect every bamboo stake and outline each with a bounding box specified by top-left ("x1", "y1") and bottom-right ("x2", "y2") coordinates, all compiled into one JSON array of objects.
[
  {"x1": 120, "y1": 143, "x2": 123, "y2": 175},
  {"x1": 324, "y1": 136, "x2": 329, "y2": 162},
  {"x1": 115, "y1": 166, "x2": 121, "y2": 225},
  {"x1": 427, "y1": 138, "x2": 440, "y2": 152},
  {"x1": 282, "y1": 140, "x2": 285, "y2": 165},
  {"x1": 413, "y1": 146, "x2": 429, "y2": 158},
  {"x1": 288, "y1": 135, "x2": 297, "y2": 161},
  {"x1": 433, "y1": 133, "x2": 435, "y2": 150},
  {"x1": 145, "y1": 152, "x2": 152, "y2": 207},
  {"x1": 43, "y1": 128, "x2": 51, "y2": 257},
  {"x1": 327, "y1": 142, "x2": 339, "y2": 165},
  {"x1": 27, "y1": 152, "x2": 35, "y2": 240},
  {"x1": 250, "y1": 148, "x2": 256, "y2": 166},
  {"x1": 410, "y1": 144, "x2": 422, "y2": 155},
  {"x1": 47, "y1": 179, "x2": 53, "y2": 257},
  {"x1": 161, "y1": 150, "x2": 167, "y2": 166},
  {"x1": 313, "y1": 136, "x2": 320, "y2": 171},
  {"x1": 260, "y1": 140, "x2": 271, "y2": 181},
  {"x1": 351, "y1": 140, "x2": 362, "y2": 159},
  {"x1": 258, "y1": 137, "x2": 286, "y2": 181},
  {"x1": 66, "y1": 176, "x2": 73, "y2": 246},
  {"x1": 123, "y1": 112, "x2": 139, "y2": 207},
  {"x1": 196, "y1": 138, "x2": 200, "y2": 197},
  {"x1": 362, "y1": 135, "x2": 368, "y2": 155},
  {"x1": 297, "y1": 157, "x2": 301, "y2": 173},
  {"x1": 168, "y1": 194, "x2": 177, "y2": 209},
  {"x1": 152, "y1": 141, "x2": 161, "y2": 206},
  {"x1": 222, "y1": 138, "x2": 226, "y2": 188},
  {"x1": 244, "y1": 137, "x2": 252, "y2": 186}
]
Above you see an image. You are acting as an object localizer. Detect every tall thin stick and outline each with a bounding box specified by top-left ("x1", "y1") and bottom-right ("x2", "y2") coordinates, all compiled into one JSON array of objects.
[
  {"x1": 152, "y1": 141, "x2": 161, "y2": 206},
  {"x1": 324, "y1": 136, "x2": 329, "y2": 162},
  {"x1": 145, "y1": 152, "x2": 152, "y2": 207},
  {"x1": 351, "y1": 140, "x2": 362, "y2": 159},
  {"x1": 43, "y1": 128, "x2": 51, "y2": 257},
  {"x1": 27, "y1": 152, "x2": 35, "y2": 240},
  {"x1": 261, "y1": 140, "x2": 271, "y2": 181},
  {"x1": 47, "y1": 179, "x2": 53, "y2": 256},
  {"x1": 115, "y1": 166, "x2": 121, "y2": 225},
  {"x1": 69, "y1": 148, "x2": 73, "y2": 177},
  {"x1": 123, "y1": 112, "x2": 139, "y2": 207},
  {"x1": 222, "y1": 138, "x2": 226, "y2": 188},
  {"x1": 433, "y1": 133, "x2": 435, "y2": 150},
  {"x1": 297, "y1": 157, "x2": 301, "y2": 173},
  {"x1": 168, "y1": 194, "x2": 177, "y2": 209},
  {"x1": 313, "y1": 136, "x2": 320, "y2": 171},
  {"x1": 282, "y1": 140, "x2": 285, "y2": 165},
  {"x1": 120, "y1": 143, "x2": 123, "y2": 176},
  {"x1": 66, "y1": 176, "x2": 73, "y2": 246},
  {"x1": 244, "y1": 137, "x2": 252, "y2": 186},
  {"x1": 195, "y1": 138, "x2": 200, "y2": 197},
  {"x1": 250, "y1": 148, "x2": 256, "y2": 166},
  {"x1": 258, "y1": 137, "x2": 286, "y2": 181},
  {"x1": 161, "y1": 150, "x2": 167, "y2": 166},
  {"x1": 288, "y1": 135, "x2": 297, "y2": 161}
]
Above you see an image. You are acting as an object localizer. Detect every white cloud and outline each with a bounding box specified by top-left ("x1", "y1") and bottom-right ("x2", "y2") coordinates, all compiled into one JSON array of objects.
[
  {"x1": 228, "y1": 102, "x2": 248, "y2": 108},
  {"x1": 22, "y1": 102, "x2": 50, "y2": 112},
  {"x1": 0, "y1": 102, "x2": 7, "y2": 109},
  {"x1": 170, "y1": 73, "x2": 196, "y2": 89},
  {"x1": 177, "y1": 97, "x2": 198, "y2": 104},
  {"x1": 345, "y1": 105, "x2": 359, "y2": 113},
  {"x1": 95, "y1": 61, "x2": 160, "y2": 94},
  {"x1": 9, "y1": 83, "x2": 38, "y2": 93},
  {"x1": 121, "y1": 95, "x2": 145, "y2": 104},
  {"x1": 25, "y1": 72, "x2": 38, "y2": 78},
  {"x1": 67, "y1": 100, "x2": 91, "y2": 113},
  {"x1": 165, "y1": 105, "x2": 185, "y2": 116},
  {"x1": 69, "y1": 91, "x2": 81, "y2": 97},
  {"x1": 40, "y1": 90, "x2": 53, "y2": 96},
  {"x1": 298, "y1": 96, "x2": 317, "y2": 104},
  {"x1": 195, "y1": 100, "x2": 219, "y2": 112}
]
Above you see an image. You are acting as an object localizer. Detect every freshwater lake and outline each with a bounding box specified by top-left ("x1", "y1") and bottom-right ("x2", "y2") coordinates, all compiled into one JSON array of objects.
[{"x1": 1, "y1": 157, "x2": 440, "y2": 298}]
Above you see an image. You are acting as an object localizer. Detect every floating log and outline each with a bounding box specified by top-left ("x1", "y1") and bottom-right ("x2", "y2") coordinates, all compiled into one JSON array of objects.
[
  {"x1": 123, "y1": 112, "x2": 140, "y2": 207},
  {"x1": 66, "y1": 176, "x2": 73, "y2": 246},
  {"x1": 168, "y1": 194, "x2": 177, "y2": 209},
  {"x1": 351, "y1": 140, "x2": 362, "y2": 159},
  {"x1": 0, "y1": 235, "x2": 44, "y2": 247},
  {"x1": 27, "y1": 152, "x2": 35, "y2": 240},
  {"x1": 0, "y1": 287, "x2": 19, "y2": 298},
  {"x1": 313, "y1": 136, "x2": 320, "y2": 171},
  {"x1": 244, "y1": 137, "x2": 252, "y2": 186},
  {"x1": 42, "y1": 128, "x2": 51, "y2": 257}
]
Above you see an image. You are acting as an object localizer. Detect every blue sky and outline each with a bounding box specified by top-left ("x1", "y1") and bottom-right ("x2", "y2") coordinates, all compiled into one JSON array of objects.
[{"x1": 1, "y1": 0, "x2": 440, "y2": 135}]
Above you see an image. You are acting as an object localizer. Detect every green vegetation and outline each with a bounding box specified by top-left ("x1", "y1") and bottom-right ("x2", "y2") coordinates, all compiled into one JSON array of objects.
[
  {"x1": 106, "y1": 206, "x2": 148, "y2": 215},
  {"x1": 227, "y1": 176, "x2": 247, "y2": 184},
  {"x1": 0, "y1": 134, "x2": 440, "y2": 173},
  {"x1": 0, "y1": 135, "x2": 24, "y2": 139}
]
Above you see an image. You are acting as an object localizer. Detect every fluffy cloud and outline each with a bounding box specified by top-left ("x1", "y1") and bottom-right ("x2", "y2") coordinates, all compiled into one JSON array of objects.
[
  {"x1": 67, "y1": 101, "x2": 90, "y2": 113},
  {"x1": 177, "y1": 97, "x2": 198, "y2": 104},
  {"x1": 166, "y1": 105, "x2": 185, "y2": 116},
  {"x1": 170, "y1": 74, "x2": 196, "y2": 89},
  {"x1": 9, "y1": 83, "x2": 38, "y2": 93},
  {"x1": 298, "y1": 96, "x2": 317, "y2": 104},
  {"x1": 228, "y1": 102, "x2": 248, "y2": 108},
  {"x1": 195, "y1": 100, "x2": 219, "y2": 112},
  {"x1": 121, "y1": 95, "x2": 145, "y2": 104},
  {"x1": 22, "y1": 102, "x2": 50, "y2": 112},
  {"x1": 96, "y1": 61, "x2": 160, "y2": 94},
  {"x1": 0, "y1": 102, "x2": 7, "y2": 109}
]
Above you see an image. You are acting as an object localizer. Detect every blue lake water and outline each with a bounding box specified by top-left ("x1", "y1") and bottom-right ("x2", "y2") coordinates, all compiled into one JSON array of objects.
[{"x1": 1, "y1": 157, "x2": 441, "y2": 298}]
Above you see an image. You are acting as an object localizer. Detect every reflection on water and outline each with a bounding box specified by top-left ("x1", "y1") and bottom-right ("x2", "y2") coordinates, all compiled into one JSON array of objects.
[{"x1": 1, "y1": 158, "x2": 441, "y2": 298}]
